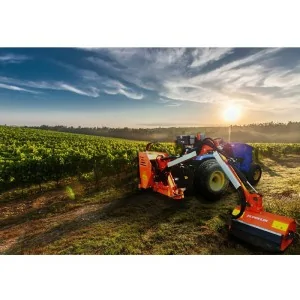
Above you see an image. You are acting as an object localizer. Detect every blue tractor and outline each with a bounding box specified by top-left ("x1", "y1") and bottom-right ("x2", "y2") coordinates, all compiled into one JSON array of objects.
[{"x1": 175, "y1": 134, "x2": 262, "y2": 200}]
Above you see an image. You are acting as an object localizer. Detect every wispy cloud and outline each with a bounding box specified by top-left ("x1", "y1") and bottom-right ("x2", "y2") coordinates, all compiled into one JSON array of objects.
[
  {"x1": 55, "y1": 66, "x2": 145, "y2": 100},
  {"x1": 158, "y1": 97, "x2": 170, "y2": 104},
  {"x1": 79, "y1": 73, "x2": 144, "y2": 100},
  {"x1": 86, "y1": 48, "x2": 189, "y2": 91},
  {"x1": 58, "y1": 83, "x2": 99, "y2": 97},
  {"x1": 1, "y1": 69, "x2": 141, "y2": 99},
  {"x1": 119, "y1": 89, "x2": 143, "y2": 100},
  {"x1": 103, "y1": 89, "x2": 118, "y2": 95},
  {"x1": 0, "y1": 83, "x2": 38, "y2": 94},
  {"x1": 165, "y1": 102, "x2": 182, "y2": 107},
  {"x1": 103, "y1": 85, "x2": 143, "y2": 100},
  {"x1": 0, "y1": 53, "x2": 30, "y2": 64},
  {"x1": 190, "y1": 48, "x2": 233, "y2": 68},
  {"x1": 0, "y1": 76, "x2": 100, "y2": 97}
]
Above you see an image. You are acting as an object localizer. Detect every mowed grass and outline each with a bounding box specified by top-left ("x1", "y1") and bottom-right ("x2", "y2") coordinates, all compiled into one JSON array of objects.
[{"x1": 0, "y1": 155, "x2": 299, "y2": 255}]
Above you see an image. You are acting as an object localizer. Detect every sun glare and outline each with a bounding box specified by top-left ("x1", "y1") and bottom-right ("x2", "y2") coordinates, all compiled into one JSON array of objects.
[{"x1": 223, "y1": 105, "x2": 241, "y2": 122}]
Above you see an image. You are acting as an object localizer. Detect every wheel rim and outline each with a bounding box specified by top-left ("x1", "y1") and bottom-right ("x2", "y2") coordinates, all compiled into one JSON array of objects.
[
  {"x1": 209, "y1": 171, "x2": 226, "y2": 192},
  {"x1": 253, "y1": 169, "x2": 261, "y2": 181}
]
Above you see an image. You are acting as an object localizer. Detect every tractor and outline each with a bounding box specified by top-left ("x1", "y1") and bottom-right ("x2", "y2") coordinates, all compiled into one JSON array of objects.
[{"x1": 174, "y1": 133, "x2": 262, "y2": 200}]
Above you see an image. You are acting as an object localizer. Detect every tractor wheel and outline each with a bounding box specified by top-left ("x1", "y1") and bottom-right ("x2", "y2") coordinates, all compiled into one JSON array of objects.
[
  {"x1": 195, "y1": 159, "x2": 229, "y2": 201},
  {"x1": 246, "y1": 163, "x2": 262, "y2": 185}
]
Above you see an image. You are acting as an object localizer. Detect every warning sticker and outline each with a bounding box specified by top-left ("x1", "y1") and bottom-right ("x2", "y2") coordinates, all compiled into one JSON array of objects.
[{"x1": 272, "y1": 220, "x2": 288, "y2": 232}]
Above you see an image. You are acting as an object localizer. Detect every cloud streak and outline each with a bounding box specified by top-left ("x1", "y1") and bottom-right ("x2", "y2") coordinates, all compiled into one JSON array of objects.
[
  {"x1": 190, "y1": 48, "x2": 233, "y2": 68},
  {"x1": 0, "y1": 76, "x2": 100, "y2": 97},
  {"x1": 78, "y1": 70, "x2": 144, "y2": 100},
  {"x1": 0, "y1": 53, "x2": 30, "y2": 64},
  {"x1": 58, "y1": 83, "x2": 99, "y2": 97},
  {"x1": 0, "y1": 83, "x2": 38, "y2": 94},
  {"x1": 103, "y1": 86, "x2": 143, "y2": 100},
  {"x1": 165, "y1": 102, "x2": 182, "y2": 107}
]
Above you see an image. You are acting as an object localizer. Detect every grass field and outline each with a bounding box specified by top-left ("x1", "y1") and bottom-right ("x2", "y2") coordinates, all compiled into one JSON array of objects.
[{"x1": 1, "y1": 154, "x2": 299, "y2": 255}]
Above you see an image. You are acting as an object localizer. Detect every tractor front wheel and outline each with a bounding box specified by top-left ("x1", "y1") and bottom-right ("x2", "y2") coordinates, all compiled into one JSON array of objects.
[
  {"x1": 246, "y1": 163, "x2": 262, "y2": 185},
  {"x1": 195, "y1": 159, "x2": 229, "y2": 201}
]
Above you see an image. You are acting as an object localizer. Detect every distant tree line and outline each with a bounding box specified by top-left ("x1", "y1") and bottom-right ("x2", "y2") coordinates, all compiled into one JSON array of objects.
[{"x1": 24, "y1": 121, "x2": 300, "y2": 143}]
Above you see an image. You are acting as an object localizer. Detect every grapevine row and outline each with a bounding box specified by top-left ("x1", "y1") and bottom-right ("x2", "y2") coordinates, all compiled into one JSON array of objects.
[
  {"x1": 1, "y1": 126, "x2": 300, "y2": 192},
  {"x1": 0, "y1": 126, "x2": 176, "y2": 192}
]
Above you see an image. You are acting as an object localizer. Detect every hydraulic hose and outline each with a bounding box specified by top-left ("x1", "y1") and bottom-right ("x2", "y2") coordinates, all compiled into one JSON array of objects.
[
  {"x1": 232, "y1": 186, "x2": 247, "y2": 219},
  {"x1": 226, "y1": 160, "x2": 248, "y2": 219}
]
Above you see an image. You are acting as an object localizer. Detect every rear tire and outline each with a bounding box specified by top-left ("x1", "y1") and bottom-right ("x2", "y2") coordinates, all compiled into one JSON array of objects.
[
  {"x1": 195, "y1": 159, "x2": 229, "y2": 201},
  {"x1": 246, "y1": 163, "x2": 262, "y2": 185}
]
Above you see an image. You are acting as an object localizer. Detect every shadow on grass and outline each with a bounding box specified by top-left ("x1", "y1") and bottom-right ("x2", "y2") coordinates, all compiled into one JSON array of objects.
[
  {"x1": 269, "y1": 155, "x2": 300, "y2": 169},
  {"x1": 259, "y1": 162, "x2": 282, "y2": 177},
  {"x1": 0, "y1": 179, "x2": 137, "y2": 230},
  {"x1": 5, "y1": 188, "x2": 295, "y2": 255},
  {"x1": 0, "y1": 200, "x2": 77, "y2": 229},
  {"x1": 3, "y1": 190, "x2": 225, "y2": 254},
  {"x1": 2, "y1": 191, "x2": 185, "y2": 254}
]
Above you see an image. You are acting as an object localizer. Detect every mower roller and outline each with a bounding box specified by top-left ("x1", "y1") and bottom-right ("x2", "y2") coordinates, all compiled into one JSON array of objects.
[{"x1": 137, "y1": 137, "x2": 296, "y2": 252}]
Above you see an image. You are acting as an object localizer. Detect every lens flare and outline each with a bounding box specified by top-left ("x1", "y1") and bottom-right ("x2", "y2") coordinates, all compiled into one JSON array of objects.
[{"x1": 66, "y1": 186, "x2": 75, "y2": 200}]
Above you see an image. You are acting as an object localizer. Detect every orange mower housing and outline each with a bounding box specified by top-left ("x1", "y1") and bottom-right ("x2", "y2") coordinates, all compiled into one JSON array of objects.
[{"x1": 138, "y1": 151, "x2": 185, "y2": 200}]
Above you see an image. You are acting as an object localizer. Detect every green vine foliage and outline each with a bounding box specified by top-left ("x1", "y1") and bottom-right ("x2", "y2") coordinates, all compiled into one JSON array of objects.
[
  {"x1": 1, "y1": 126, "x2": 299, "y2": 192},
  {"x1": 0, "y1": 126, "x2": 176, "y2": 192}
]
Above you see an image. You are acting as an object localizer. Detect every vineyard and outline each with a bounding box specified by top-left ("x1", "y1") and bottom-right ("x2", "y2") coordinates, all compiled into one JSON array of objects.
[
  {"x1": 0, "y1": 126, "x2": 176, "y2": 194},
  {"x1": 0, "y1": 126, "x2": 300, "y2": 254},
  {"x1": 1, "y1": 125, "x2": 300, "y2": 195}
]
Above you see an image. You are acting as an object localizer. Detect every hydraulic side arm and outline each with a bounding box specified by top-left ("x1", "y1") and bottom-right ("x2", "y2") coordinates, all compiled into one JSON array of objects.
[{"x1": 212, "y1": 151, "x2": 263, "y2": 218}]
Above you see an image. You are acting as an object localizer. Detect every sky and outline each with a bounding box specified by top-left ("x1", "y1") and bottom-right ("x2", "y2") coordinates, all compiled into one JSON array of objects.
[{"x1": 1, "y1": 47, "x2": 300, "y2": 128}]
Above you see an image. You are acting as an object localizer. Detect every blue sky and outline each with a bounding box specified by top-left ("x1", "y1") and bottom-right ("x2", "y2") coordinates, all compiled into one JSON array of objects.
[{"x1": 0, "y1": 48, "x2": 300, "y2": 127}]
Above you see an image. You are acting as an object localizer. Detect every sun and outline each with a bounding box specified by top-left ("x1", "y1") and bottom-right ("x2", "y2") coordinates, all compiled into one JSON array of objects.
[{"x1": 223, "y1": 105, "x2": 241, "y2": 122}]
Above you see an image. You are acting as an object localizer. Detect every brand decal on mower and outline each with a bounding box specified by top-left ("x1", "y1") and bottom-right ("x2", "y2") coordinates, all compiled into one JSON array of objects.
[{"x1": 246, "y1": 214, "x2": 268, "y2": 223}]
